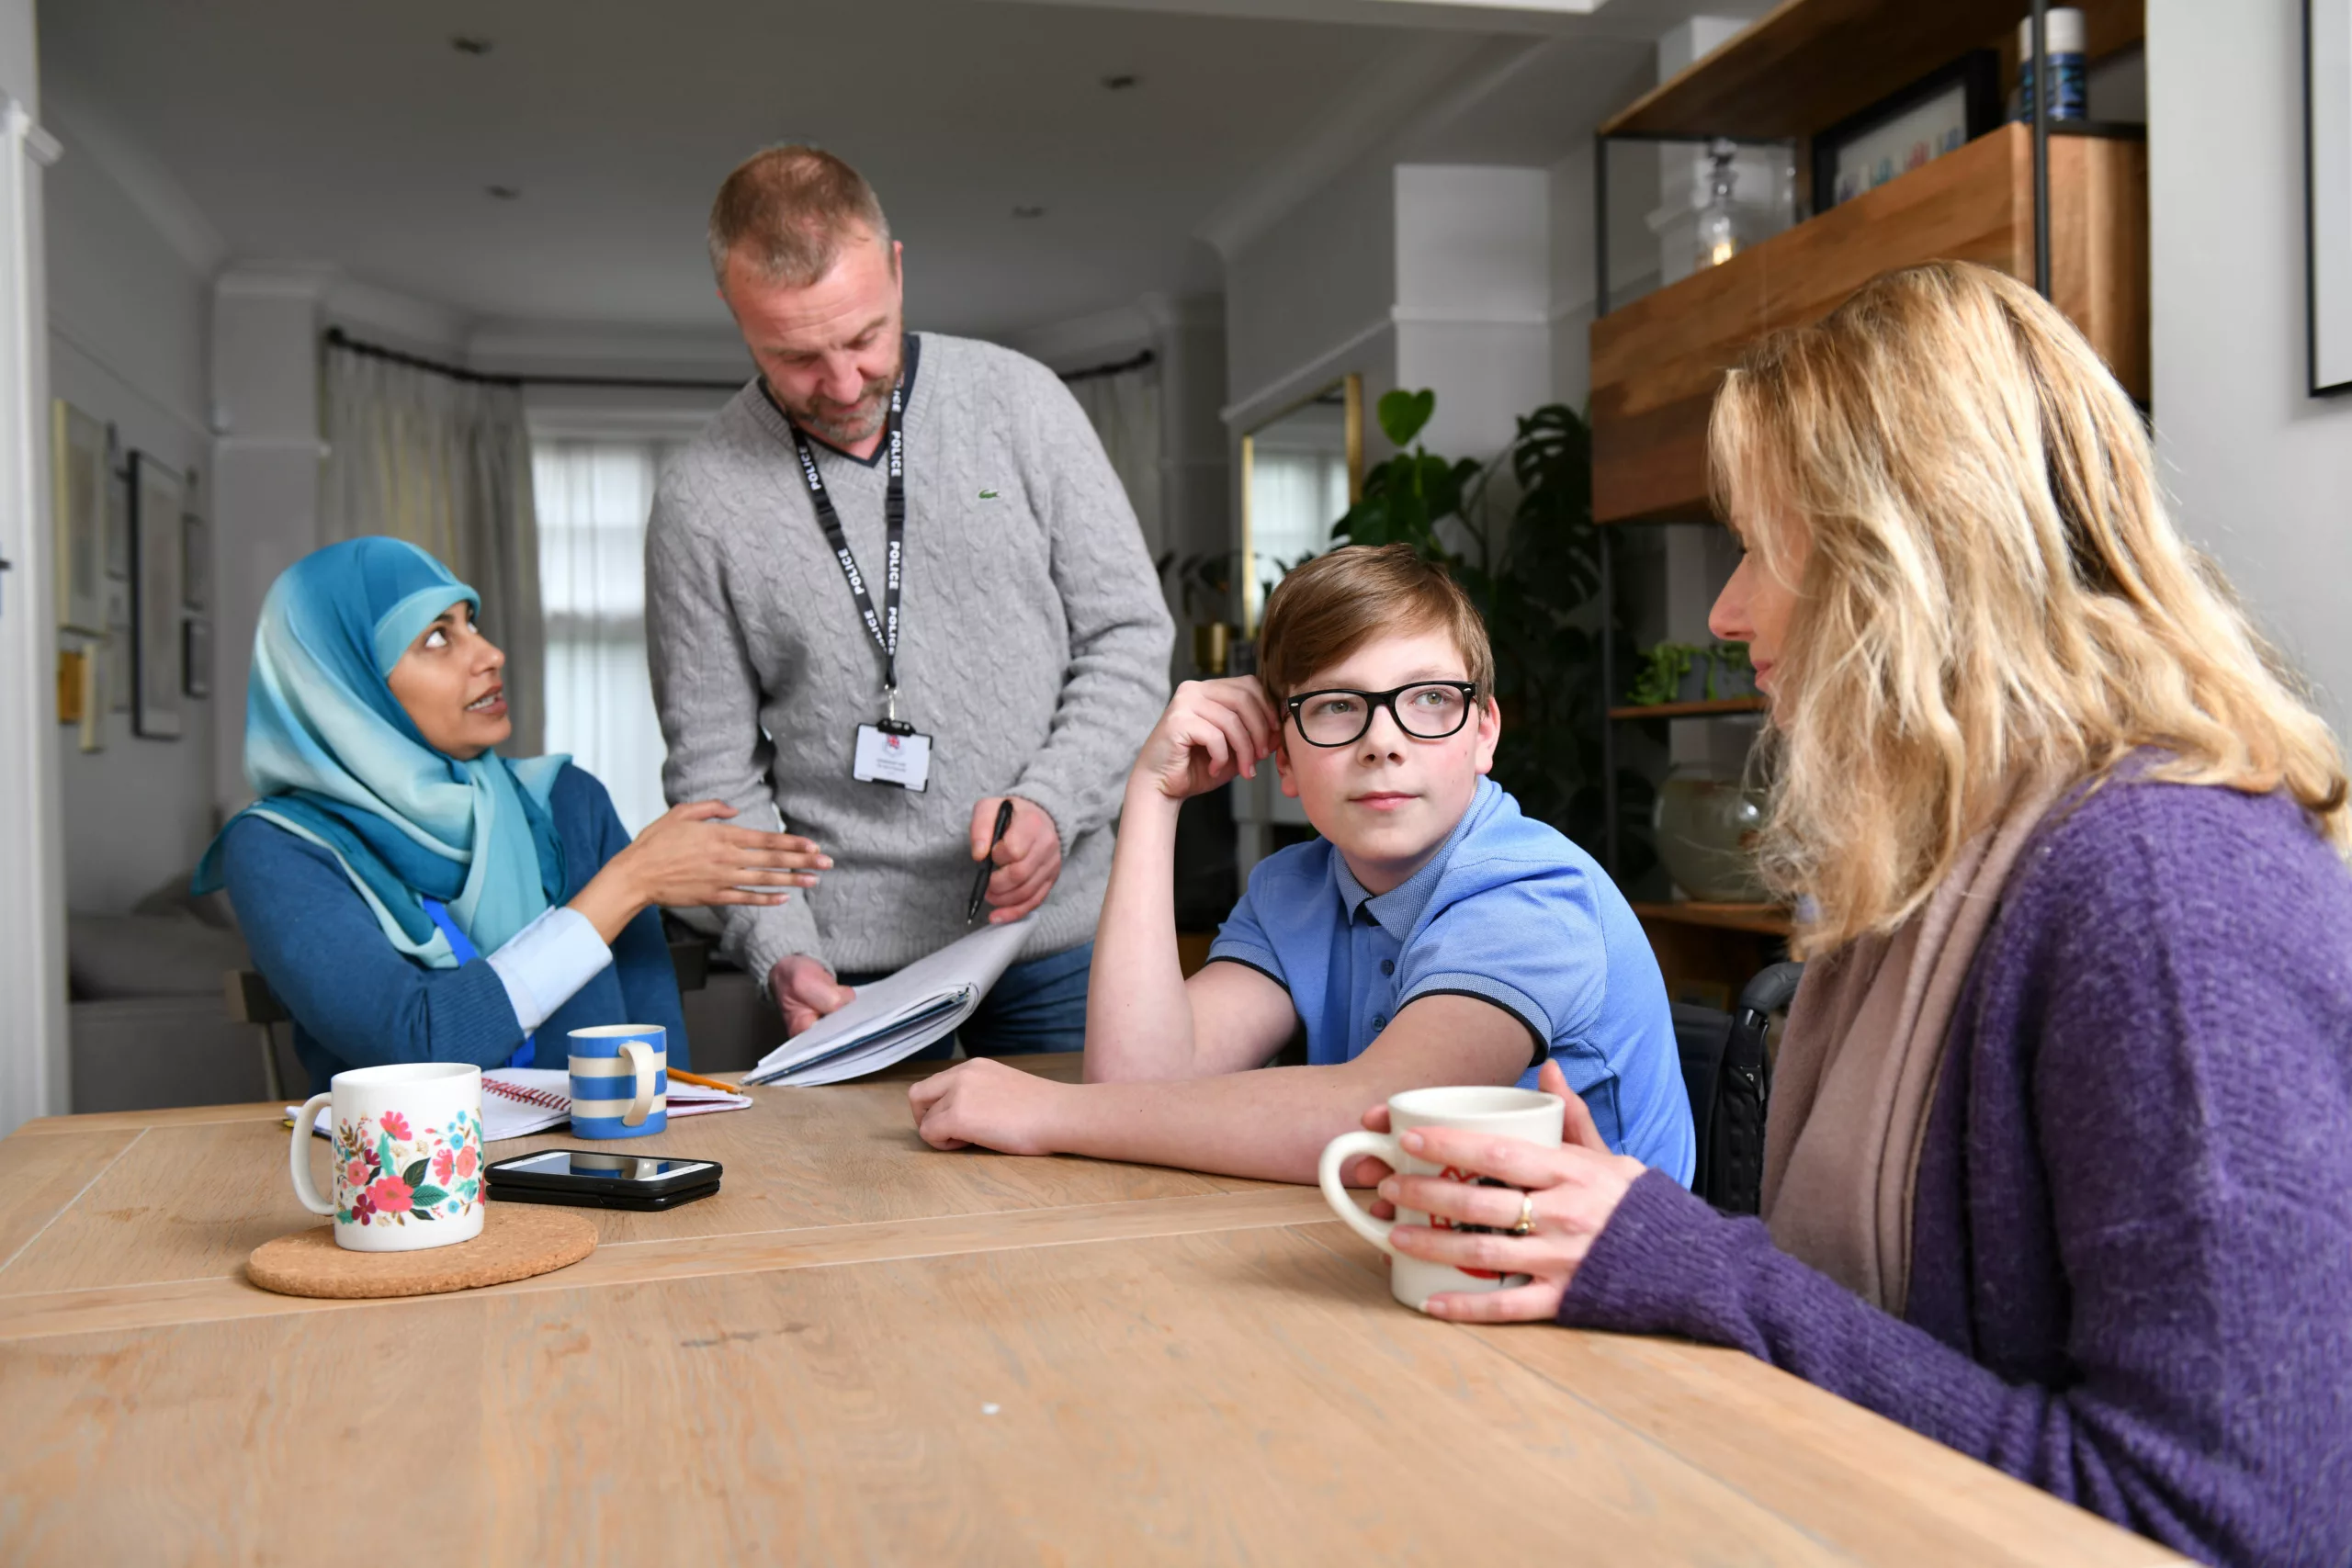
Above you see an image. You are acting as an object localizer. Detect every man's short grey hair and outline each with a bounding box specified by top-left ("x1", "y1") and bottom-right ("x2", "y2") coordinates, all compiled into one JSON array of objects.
[{"x1": 707, "y1": 144, "x2": 893, "y2": 289}]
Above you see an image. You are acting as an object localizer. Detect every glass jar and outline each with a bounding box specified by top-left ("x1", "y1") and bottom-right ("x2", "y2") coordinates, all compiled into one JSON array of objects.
[{"x1": 1652, "y1": 763, "x2": 1770, "y2": 902}]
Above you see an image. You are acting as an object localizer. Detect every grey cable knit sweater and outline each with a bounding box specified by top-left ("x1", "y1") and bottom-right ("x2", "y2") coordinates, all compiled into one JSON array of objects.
[{"x1": 644, "y1": 333, "x2": 1172, "y2": 984}]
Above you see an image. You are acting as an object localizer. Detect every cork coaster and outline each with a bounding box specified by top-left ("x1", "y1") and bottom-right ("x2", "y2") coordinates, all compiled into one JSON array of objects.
[{"x1": 246, "y1": 1203, "x2": 598, "y2": 1300}]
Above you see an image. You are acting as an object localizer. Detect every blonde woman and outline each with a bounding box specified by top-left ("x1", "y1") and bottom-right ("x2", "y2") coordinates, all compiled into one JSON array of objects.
[{"x1": 1353, "y1": 263, "x2": 2352, "y2": 1565}]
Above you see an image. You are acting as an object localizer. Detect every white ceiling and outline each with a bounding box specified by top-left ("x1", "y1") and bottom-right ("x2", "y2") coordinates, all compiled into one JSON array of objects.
[{"x1": 40, "y1": 0, "x2": 1761, "y2": 344}]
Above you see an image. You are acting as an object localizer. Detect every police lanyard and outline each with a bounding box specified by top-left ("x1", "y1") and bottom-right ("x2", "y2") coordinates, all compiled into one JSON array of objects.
[
  {"x1": 786, "y1": 335, "x2": 922, "y2": 729},
  {"x1": 420, "y1": 896, "x2": 534, "y2": 1069}
]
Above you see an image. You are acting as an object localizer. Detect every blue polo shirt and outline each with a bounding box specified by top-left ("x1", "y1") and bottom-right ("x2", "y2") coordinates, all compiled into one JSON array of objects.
[{"x1": 1208, "y1": 777, "x2": 1695, "y2": 1184}]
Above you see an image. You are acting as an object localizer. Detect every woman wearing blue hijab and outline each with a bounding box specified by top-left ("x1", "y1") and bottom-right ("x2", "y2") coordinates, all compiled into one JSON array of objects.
[{"x1": 196, "y1": 537, "x2": 827, "y2": 1091}]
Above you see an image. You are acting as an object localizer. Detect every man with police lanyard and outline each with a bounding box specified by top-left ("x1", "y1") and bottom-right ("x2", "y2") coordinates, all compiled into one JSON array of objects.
[{"x1": 646, "y1": 146, "x2": 1172, "y2": 1050}]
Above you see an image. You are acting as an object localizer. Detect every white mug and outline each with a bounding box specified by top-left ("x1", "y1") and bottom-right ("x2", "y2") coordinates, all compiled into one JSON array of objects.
[
  {"x1": 1317, "y1": 1085, "x2": 1566, "y2": 1312},
  {"x1": 289, "y1": 1062, "x2": 487, "y2": 1252}
]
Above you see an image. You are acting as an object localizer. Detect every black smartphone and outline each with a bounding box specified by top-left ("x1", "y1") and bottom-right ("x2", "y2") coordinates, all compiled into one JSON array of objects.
[
  {"x1": 492, "y1": 1181, "x2": 718, "y2": 1213},
  {"x1": 484, "y1": 1149, "x2": 722, "y2": 1212}
]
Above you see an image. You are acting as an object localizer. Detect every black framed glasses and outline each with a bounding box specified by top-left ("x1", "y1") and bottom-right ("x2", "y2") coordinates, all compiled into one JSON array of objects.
[{"x1": 1284, "y1": 682, "x2": 1480, "y2": 748}]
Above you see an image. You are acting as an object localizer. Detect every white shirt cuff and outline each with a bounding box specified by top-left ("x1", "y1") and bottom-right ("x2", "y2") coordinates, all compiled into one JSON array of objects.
[{"x1": 485, "y1": 907, "x2": 615, "y2": 1034}]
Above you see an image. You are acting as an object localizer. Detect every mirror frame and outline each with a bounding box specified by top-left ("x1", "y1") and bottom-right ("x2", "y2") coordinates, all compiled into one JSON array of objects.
[{"x1": 1238, "y1": 373, "x2": 1363, "y2": 636}]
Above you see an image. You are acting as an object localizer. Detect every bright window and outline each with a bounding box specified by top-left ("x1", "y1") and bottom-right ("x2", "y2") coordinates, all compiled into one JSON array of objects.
[{"x1": 533, "y1": 439, "x2": 680, "y2": 835}]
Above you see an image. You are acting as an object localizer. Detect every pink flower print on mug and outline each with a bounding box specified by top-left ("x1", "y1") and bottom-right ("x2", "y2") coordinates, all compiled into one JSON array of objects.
[{"x1": 366, "y1": 1176, "x2": 415, "y2": 1215}]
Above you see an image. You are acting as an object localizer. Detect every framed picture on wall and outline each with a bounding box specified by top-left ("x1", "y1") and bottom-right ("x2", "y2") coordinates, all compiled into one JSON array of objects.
[
  {"x1": 1813, "y1": 52, "x2": 2002, "y2": 212},
  {"x1": 182, "y1": 510, "x2": 209, "y2": 610},
  {"x1": 103, "y1": 576, "x2": 131, "y2": 714},
  {"x1": 130, "y1": 451, "x2": 185, "y2": 739},
  {"x1": 183, "y1": 616, "x2": 211, "y2": 699},
  {"x1": 50, "y1": 401, "x2": 105, "y2": 634},
  {"x1": 105, "y1": 446, "x2": 131, "y2": 581},
  {"x1": 2311, "y1": 0, "x2": 2352, "y2": 393}
]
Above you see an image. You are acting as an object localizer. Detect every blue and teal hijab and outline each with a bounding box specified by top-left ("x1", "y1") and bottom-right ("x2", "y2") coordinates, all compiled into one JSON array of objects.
[{"x1": 193, "y1": 537, "x2": 567, "y2": 968}]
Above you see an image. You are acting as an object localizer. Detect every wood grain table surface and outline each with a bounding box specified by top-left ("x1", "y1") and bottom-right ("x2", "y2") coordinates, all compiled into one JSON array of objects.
[{"x1": 0, "y1": 1056, "x2": 2180, "y2": 1566}]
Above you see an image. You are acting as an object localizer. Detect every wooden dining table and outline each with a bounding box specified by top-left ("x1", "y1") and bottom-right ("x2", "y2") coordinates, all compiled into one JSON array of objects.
[{"x1": 0, "y1": 1055, "x2": 2179, "y2": 1565}]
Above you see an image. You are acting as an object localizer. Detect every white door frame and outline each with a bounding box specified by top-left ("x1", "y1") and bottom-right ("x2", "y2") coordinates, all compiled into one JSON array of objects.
[{"x1": 0, "y1": 95, "x2": 66, "y2": 1134}]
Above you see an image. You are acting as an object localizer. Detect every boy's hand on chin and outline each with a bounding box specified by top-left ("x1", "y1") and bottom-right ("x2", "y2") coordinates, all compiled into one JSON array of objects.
[
  {"x1": 1134, "y1": 678, "x2": 1281, "y2": 803},
  {"x1": 908, "y1": 1059, "x2": 1067, "y2": 1155}
]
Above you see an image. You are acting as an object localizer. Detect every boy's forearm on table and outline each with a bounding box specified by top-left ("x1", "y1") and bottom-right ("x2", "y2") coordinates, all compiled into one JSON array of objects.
[
  {"x1": 1083, "y1": 781, "x2": 1197, "y2": 1081},
  {"x1": 1041, "y1": 998, "x2": 1540, "y2": 1183},
  {"x1": 1038, "y1": 1062, "x2": 1387, "y2": 1185}
]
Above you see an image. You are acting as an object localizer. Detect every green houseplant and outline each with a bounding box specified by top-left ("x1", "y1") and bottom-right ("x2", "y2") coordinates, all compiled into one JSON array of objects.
[{"x1": 1624, "y1": 639, "x2": 1754, "y2": 706}]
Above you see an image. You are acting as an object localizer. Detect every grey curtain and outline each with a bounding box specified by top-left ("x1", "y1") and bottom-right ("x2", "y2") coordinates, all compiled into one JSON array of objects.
[{"x1": 1066, "y1": 363, "x2": 1163, "y2": 558}]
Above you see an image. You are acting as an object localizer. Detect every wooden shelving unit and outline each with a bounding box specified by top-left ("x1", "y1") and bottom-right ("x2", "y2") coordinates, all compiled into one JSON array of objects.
[
  {"x1": 1610, "y1": 696, "x2": 1767, "y2": 721},
  {"x1": 1591, "y1": 121, "x2": 2146, "y2": 525},
  {"x1": 1633, "y1": 901, "x2": 1793, "y2": 937},
  {"x1": 1600, "y1": 0, "x2": 2143, "y2": 143},
  {"x1": 1587, "y1": 0, "x2": 2147, "y2": 996}
]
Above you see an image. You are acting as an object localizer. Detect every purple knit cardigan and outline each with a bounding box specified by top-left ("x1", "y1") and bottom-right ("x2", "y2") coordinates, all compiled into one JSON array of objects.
[{"x1": 1559, "y1": 778, "x2": 2352, "y2": 1566}]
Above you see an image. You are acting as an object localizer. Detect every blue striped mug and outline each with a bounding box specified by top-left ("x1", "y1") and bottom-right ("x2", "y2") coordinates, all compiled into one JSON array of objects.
[{"x1": 568, "y1": 1025, "x2": 668, "y2": 1139}]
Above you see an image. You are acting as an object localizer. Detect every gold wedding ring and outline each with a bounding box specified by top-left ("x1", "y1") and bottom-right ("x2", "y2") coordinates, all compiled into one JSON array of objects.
[{"x1": 1508, "y1": 1190, "x2": 1536, "y2": 1236}]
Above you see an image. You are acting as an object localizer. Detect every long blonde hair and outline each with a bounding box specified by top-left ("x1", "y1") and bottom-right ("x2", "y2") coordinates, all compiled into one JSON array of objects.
[{"x1": 1712, "y1": 261, "x2": 2349, "y2": 956}]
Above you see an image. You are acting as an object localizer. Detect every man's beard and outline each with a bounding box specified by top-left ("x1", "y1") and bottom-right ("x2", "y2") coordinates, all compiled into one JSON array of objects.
[{"x1": 782, "y1": 344, "x2": 902, "y2": 447}]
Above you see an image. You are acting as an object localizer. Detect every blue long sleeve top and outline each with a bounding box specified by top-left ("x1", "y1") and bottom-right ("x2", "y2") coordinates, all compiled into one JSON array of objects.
[{"x1": 222, "y1": 763, "x2": 691, "y2": 1092}]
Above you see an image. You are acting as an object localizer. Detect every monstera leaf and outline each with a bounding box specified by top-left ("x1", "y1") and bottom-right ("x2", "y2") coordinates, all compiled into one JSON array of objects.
[{"x1": 1376, "y1": 387, "x2": 1437, "y2": 447}]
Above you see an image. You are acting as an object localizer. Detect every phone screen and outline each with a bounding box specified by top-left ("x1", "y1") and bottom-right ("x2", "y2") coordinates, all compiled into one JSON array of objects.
[{"x1": 492, "y1": 1151, "x2": 716, "y2": 1185}]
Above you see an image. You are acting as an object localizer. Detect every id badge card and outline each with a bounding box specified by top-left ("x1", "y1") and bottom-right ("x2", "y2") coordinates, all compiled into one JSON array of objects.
[{"x1": 853, "y1": 723, "x2": 933, "y2": 792}]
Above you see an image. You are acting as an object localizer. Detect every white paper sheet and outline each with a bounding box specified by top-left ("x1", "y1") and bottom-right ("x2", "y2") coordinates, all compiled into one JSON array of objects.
[{"x1": 744, "y1": 916, "x2": 1035, "y2": 1087}]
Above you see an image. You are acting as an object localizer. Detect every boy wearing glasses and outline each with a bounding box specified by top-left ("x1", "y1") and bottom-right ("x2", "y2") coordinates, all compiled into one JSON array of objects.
[{"x1": 909, "y1": 544, "x2": 1694, "y2": 1184}]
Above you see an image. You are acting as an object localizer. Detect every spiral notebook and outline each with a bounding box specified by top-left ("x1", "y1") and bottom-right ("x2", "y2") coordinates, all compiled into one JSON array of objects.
[
  {"x1": 294, "y1": 1067, "x2": 752, "y2": 1144},
  {"x1": 744, "y1": 916, "x2": 1034, "y2": 1088}
]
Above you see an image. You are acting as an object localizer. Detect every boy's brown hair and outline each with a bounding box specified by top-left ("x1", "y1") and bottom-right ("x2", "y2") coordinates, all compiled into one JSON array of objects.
[{"x1": 1256, "y1": 543, "x2": 1495, "y2": 707}]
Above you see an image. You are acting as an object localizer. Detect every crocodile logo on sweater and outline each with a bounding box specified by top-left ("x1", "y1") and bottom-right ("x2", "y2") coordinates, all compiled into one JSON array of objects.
[{"x1": 978, "y1": 489, "x2": 999, "y2": 500}]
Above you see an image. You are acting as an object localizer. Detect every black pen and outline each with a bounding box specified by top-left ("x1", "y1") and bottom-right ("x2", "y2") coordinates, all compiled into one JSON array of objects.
[{"x1": 967, "y1": 799, "x2": 1014, "y2": 923}]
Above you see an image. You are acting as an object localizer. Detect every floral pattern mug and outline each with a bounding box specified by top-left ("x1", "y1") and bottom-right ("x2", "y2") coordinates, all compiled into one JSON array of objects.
[{"x1": 288, "y1": 1063, "x2": 487, "y2": 1252}]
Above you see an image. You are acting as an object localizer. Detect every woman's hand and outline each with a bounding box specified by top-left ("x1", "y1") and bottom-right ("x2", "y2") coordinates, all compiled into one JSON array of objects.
[
  {"x1": 1372, "y1": 1059, "x2": 1648, "y2": 1323},
  {"x1": 570, "y1": 801, "x2": 829, "y2": 943},
  {"x1": 1130, "y1": 679, "x2": 1281, "y2": 806}
]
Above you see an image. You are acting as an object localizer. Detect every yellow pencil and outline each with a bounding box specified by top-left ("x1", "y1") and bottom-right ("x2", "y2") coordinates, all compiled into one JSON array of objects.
[{"x1": 667, "y1": 1067, "x2": 746, "y2": 1094}]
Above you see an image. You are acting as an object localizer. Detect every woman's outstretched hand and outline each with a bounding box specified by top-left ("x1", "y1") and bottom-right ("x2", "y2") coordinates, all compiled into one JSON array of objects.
[
  {"x1": 1366, "y1": 1059, "x2": 1648, "y2": 1323},
  {"x1": 570, "y1": 801, "x2": 830, "y2": 943}
]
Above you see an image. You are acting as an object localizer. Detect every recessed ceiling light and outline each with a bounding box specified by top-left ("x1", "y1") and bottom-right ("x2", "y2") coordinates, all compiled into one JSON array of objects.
[
  {"x1": 1012, "y1": 205, "x2": 1046, "y2": 220},
  {"x1": 1102, "y1": 73, "x2": 1139, "y2": 90},
  {"x1": 450, "y1": 36, "x2": 493, "y2": 56},
  {"x1": 486, "y1": 185, "x2": 521, "y2": 201}
]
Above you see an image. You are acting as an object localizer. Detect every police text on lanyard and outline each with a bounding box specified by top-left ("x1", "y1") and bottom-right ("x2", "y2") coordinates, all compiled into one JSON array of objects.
[{"x1": 785, "y1": 336, "x2": 933, "y2": 790}]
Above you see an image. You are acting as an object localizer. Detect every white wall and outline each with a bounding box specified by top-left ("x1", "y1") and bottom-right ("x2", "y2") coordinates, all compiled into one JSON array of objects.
[
  {"x1": 1395, "y1": 164, "x2": 1551, "y2": 461},
  {"x1": 44, "y1": 96, "x2": 219, "y2": 911},
  {"x1": 1546, "y1": 143, "x2": 1595, "y2": 412},
  {"x1": 1223, "y1": 157, "x2": 1400, "y2": 428},
  {"x1": 1145, "y1": 293, "x2": 1231, "y2": 575},
  {"x1": 2149, "y1": 0, "x2": 2352, "y2": 733},
  {"x1": 0, "y1": 0, "x2": 29, "y2": 108}
]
